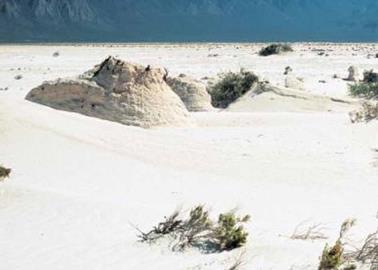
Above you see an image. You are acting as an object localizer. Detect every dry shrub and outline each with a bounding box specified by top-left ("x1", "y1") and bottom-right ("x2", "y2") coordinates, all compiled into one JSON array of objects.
[
  {"x1": 0, "y1": 165, "x2": 11, "y2": 180},
  {"x1": 259, "y1": 44, "x2": 293, "y2": 56},
  {"x1": 138, "y1": 205, "x2": 250, "y2": 253},
  {"x1": 290, "y1": 221, "x2": 328, "y2": 241},
  {"x1": 349, "y1": 102, "x2": 378, "y2": 123},
  {"x1": 354, "y1": 230, "x2": 378, "y2": 269}
]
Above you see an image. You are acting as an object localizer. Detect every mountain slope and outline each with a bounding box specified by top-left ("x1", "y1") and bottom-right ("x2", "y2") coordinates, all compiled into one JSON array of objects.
[{"x1": 0, "y1": 0, "x2": 377, "y2": 42}]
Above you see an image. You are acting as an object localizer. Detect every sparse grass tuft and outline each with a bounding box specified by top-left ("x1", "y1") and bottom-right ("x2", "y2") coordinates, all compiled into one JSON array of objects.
[
  {"x1": 259, "y1": 43, "x2": 293, "y2": 56},
  {"x1": 209, "y1": 70, "x2": 259, "y2": 108},
  {"x1": 349, "y1": 83, "x2": 378, "y2": 99}
]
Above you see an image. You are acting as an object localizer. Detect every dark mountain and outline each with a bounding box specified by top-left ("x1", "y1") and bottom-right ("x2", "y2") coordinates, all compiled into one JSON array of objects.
[{"x1": 0, "y1": 0, "x2": 377, "y2": 42}]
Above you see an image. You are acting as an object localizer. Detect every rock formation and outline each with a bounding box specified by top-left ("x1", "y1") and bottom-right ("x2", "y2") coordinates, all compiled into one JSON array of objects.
[
  {"x1": 26, "y1": 57, "x2": 192, "y2": 128},
  {"x1": 166, "y1": 74, "x2": 213, "y2": 112},
  {"x1": 285, "y1": 75, "x2": 305, "y2": 90},
  {"x1": 347, "y1": 66, "x2": 361, "y2": 81}
]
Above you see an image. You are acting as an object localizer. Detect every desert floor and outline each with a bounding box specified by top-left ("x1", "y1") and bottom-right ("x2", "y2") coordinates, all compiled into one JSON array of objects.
[{"x1": 0, "y1": 43, "x2": 377, "y2": 270}]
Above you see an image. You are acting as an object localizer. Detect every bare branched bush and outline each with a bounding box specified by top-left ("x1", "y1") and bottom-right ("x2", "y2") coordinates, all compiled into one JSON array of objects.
[
  {"x1": 0, "y1": 165, "x2": 11, "y2": 180},
  {"x1": 137, "y1": 205, "x2": 250, "y2": 253},
  {"x1": 137, "y1": 209, "x2": 182, "y2": 243},
  {"x1": 347, "y1": 217, "x2": 378, "y2": 270},
  {"x1": 354, "y1": 230, "x2": 378, "y2": 268},
  {"x1": 290, "y1": 221, "x2": 328, "y2": 241},
  {"x1": 226, "y1": 251, "x2": 246, "y2": 270}
]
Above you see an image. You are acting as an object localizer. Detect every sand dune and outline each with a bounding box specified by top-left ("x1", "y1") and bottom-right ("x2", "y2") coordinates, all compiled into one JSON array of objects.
[{"x1": 0, "y1": 43, "x2": 377, "y2": 270}]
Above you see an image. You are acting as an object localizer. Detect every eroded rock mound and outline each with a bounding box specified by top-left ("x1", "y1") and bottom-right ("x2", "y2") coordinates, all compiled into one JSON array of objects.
[
  {"x1": 227, "y1": 83, "x2": 358, "y2": 113},
  {"x1": 166, "y1": 74, "x2": 213, "y2": 112},
  {"x1": 26, "y1": 57, "x2": 192, "y2": 128},
  {"x1": 285, "y1": 75, "x2": 305, "y2": 91}
]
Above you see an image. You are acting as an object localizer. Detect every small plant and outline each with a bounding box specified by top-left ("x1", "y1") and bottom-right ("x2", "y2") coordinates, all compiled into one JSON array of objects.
[
  {"x1": 348, "y1": 220, "x2": 378, "y2": 270},
  {"x1": 349, "y1": 83, "x2": 378, "y2": 99},
  {"x1": 259, "y1": 43, "x2": 293, "y2": 56},
  {"x1": 0, "y1": 165, "x2": 11, "y2": 180},
  {"x1": 212, "y1": 212, "x2": 250, "y2": 251},
  {"x1": 209, "y1": 70, "x2": 259, "y2": 108},
  {"x1": 137, "y1": 210, "x2": 182, "y2": 243},
  {"x1": 349, "y1": 102, "x2": 378, "y2": 123},
  {"x1": 137, "y1": 205, "x2": 250, "y2": 253},
  {"x1": 354, "y1": 230, "x2": 378, "y2": 268},
  {"x1": 318, "y1": 219, "x2": 356, "y2": 270},
  {"x1": 319, "y1": 241, "x2": 344, "y2": 270}
]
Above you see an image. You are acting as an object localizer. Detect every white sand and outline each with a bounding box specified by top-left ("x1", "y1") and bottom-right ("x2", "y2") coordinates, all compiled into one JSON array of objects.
[{"x1": 0, "y1": 43, "x2": 377, "y2": 270}]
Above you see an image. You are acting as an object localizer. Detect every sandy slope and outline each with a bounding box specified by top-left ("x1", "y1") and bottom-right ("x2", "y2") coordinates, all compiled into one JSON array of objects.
[{"x1": 0, "y1": 43, "x2": 377, "y2": 270}]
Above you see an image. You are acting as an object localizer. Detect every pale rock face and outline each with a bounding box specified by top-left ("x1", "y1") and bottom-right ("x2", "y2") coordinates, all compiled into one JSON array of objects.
[
  {"x1": 285, "y1": 75, "x2": 305, "y2": 91},
  {"x1": 166, "y1": 74, "x2": 214, "y2": 112},
  {"x1": 347, "y1": 66, "x2": 361, "y2": 81},
  {"x1": 26, "y1": 57, "x2": 192, "y2": 128}
]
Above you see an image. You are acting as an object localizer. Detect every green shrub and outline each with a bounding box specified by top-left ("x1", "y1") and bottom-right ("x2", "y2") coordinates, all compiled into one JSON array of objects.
[
  {"x1": 259, "y1": 44, "x2": 293, "y2": 56},
  {"x1": 213, "y1": 213, "x2": 250, "y2": 251},
  {"x1": 319, "y1": 241, "x2": 344, "y2": 270},
  {"x1": 138, "y1": 205, "x2": 250, "y2": 253},
  {"x1": 318, "y1": 219, "x2": 356, "y2": 270},
  {"x1": 349, "y1": 83, "x2": 378, "y2": 99},
  {"x1": 209, "y1": 70, "x2": 259, "y2": 108},
  {"x1": 0, "y1": 165, "x2": 11, "y2": 179}
]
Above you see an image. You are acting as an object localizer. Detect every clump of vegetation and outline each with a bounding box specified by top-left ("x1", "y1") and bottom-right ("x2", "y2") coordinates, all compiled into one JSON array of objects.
[
  {"x1": 0, "y1": 165, "x2": 11, "y2": 180},
  {"x1": 208, "y1": 70, "x2": 259, "y2": 108},
  {"x1": 363, "y1": 70, "x2": 378, "y2": 84},
  {"x1": 349, "y1": 83, "x2": 378, "y2": 99},
  {"x1": 349, "y1": 102, "x2": 378, "y2": 123},
  {"x1": 353, "y1": 229, "x2": 378, "y2": 269},
  {"x1": 258, "y1": 43, "x2": 293, "y2": 56},
  {"x1": 319, "y1": 241, "x2": 344, "y2": 270},
  {"x1": 318, "y1": 219, "x2": 356, "y2": 270},
  {"x1": 137, "y1": 205, "x2": 250, "y2": 253},
  {"x1": 212, "y1": 213, "x2": 250, "y2": 251},
  {"x1": 347, "y1": 218, "x2": 378, "y2": 270}
]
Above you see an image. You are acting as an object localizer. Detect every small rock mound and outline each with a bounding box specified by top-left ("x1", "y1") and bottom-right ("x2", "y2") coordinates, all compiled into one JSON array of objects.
[
  {"x1": 26, "y1": 57, "x2": 192, "y2": 128},
  {"x1": 166, "y1": 74, "x2": 213, "y2": 112},
  {"x1": 227, "y1": 83, "x2": 358, "y2": 113},
  {"x1": 285, "y1": 75, "x2": 305, "y2": 91},
  {"x1": 347, "y1": 66, "x2": 361, "y2": 82}
]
